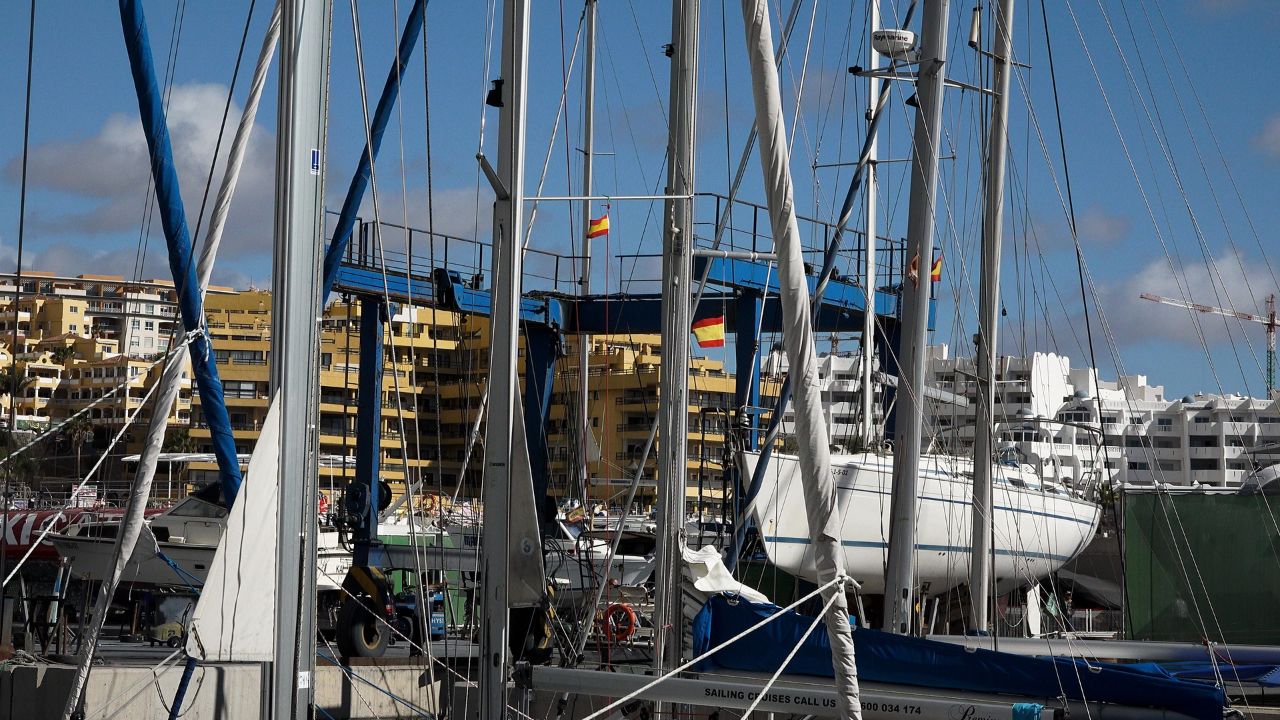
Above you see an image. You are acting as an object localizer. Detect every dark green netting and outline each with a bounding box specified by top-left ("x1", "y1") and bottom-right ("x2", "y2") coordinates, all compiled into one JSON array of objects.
[{"x1": 1125, "y1": 491, "x2": 1280, "y2": 644}]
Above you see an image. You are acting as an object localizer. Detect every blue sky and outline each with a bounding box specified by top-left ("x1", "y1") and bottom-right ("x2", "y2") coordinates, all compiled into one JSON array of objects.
[{"x1": 0, "y1": 0, "x2": 1278, "y2": 399}]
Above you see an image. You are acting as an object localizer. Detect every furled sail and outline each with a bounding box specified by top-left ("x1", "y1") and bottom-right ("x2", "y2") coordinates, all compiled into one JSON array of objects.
[{"x1": 738, "y1": 0, "x2": 861, "y2": 716}]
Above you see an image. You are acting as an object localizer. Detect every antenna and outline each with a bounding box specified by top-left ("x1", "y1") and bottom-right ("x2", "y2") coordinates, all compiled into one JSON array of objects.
[{"x1": 1139, "y1": 291, "x2": 1279, "y2": 396}]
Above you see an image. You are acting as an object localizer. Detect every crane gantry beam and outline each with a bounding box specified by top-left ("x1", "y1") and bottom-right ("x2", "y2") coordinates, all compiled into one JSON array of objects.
[{"x1": 1139, "y1": 291, "x2": 1278, "y2": 396}]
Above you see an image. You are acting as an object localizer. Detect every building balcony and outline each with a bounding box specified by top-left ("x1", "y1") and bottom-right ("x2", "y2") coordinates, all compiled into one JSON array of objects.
[
  {"x1": 1190, "y1": 469, "x2": 1223, "y2": 485},
  {"x1": 1222, "y1": 421, "x2": 1256, "y2": 436}
]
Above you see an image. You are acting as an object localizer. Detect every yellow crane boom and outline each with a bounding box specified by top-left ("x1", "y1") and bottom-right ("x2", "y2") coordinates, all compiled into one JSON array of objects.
[{"x1": 1139, "y1": 292, "x2": 1277, "y2": 395}]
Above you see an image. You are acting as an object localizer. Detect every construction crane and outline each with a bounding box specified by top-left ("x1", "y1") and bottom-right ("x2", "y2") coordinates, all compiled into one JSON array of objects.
[{"x1": 1139, "y1": 292, "x2": 1278, "y2": 396}]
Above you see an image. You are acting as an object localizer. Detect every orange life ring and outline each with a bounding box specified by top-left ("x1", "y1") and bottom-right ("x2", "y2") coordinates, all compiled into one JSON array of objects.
[{"x1": 602, "y1": 603, "x2": 638, "y2": 642}]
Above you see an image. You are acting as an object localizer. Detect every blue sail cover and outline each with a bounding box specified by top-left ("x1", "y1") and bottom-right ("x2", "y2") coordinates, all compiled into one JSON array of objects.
[
  {"x1": 692, "y1": 595, "x2": 1227, "y2": 720},
  {"x1": 119, "y1": 0, "x2": 243, "y2": 503}
]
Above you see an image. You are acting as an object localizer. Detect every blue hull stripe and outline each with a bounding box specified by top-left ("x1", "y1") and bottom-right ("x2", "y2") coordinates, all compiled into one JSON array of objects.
[
  {"x1": 832, "y1": 483, "x2": 1099, "y2": 528},
  {"x1": 762, "y1": 535, "x2": 1075, "y2": 563}
]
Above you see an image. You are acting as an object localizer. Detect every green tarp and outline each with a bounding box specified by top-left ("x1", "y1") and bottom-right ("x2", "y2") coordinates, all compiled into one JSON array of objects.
[{"x1": 1125, "y1": 491, "x2": 1280, "y2": 644}]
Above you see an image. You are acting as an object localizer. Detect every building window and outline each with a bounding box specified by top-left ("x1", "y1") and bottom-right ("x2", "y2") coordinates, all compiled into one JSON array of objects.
[
  {"x1": 144, "y1": 321, "x2": 154, "y2": 330},
  {"x1": 131, "y1": 319, "x2": 140, "y2": 329},
  {"x1": 1127, "y1": 461, "x2": 1148, "y2": 471},
  {"x1": 1156, "y1": 417, "x2": 1173, "y2": 428}
]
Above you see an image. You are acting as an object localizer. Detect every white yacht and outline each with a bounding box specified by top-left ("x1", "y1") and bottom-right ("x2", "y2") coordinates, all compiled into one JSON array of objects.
[{"x1": 746, "y1": 450, "x2": 1100, "y2": 594}]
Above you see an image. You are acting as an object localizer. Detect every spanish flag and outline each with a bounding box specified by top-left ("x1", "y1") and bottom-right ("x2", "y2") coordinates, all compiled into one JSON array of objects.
[
  {"x1": 587, "y1": 212, "x2": 610, "y2": 238},
  {"x1": 692, "y1": 316, "x2": 726, "y2": 348},
  {"x1": 907, "y1": 251, "x2": 944, "y2": 286}
]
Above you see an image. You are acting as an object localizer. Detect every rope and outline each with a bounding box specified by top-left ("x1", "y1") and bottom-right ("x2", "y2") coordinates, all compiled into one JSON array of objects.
[
  {"x1": 741, "y1": 588, "x2": 841, "y2": 719},
  {"x1": 580, "y1": 575, "x2": 844, "y2": 720}
]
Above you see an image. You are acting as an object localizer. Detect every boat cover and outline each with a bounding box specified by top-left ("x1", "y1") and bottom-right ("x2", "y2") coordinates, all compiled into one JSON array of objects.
[
  {"x1": 692, "y1": 595, "x2": 1227, "y2": 720},
  {"x1": 1144, "y1": 661, "x2": 1280, "y2": 687}
]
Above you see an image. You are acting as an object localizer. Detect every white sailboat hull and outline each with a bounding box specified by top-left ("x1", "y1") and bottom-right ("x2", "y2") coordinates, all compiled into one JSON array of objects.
[{"x1": 746, "y1": 451, "x2": 1100, "y2": 594}]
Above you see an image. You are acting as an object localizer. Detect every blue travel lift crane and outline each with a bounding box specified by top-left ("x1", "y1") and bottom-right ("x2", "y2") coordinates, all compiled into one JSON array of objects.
[
  {"x1": 320, "y1": 0, "x2": 930, "y2": 661},
  {"x1": 329, "y1": 219, "x2": 925, "y2": 656}
]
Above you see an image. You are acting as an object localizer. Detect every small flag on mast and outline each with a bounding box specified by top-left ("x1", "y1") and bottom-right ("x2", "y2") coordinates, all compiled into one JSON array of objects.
[
  {"x1": 587, "y1": 211, "x2": 610, "y2": 238},
  {"x1": 907, "y1": 251, "x2": 944, "y2": 286},
  {"x1": 692, "y1": 315, "x2": 726, "y2": 348}
]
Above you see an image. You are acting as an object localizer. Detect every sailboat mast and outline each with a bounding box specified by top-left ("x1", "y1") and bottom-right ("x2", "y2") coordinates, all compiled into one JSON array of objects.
[
  {"x1": 576, "y1": 0, "x2": 598, "y2": 502},
  {"x1": 884, "y1": 0, "x2": 951, "y2": 635},
  {"x1": 270, "y1": 0, "x2": 329, "y2": 716},
  {"x1": 861, "y1": 0, "x2": 881, "y2": 446},
  {"x1": 653, "y1": 0, "x2": 700, "y2": 675},
  {"x1": 480, "y1": 0, "x2": 532, "y2": 716},
  {"x1": 970, "y1": 0, "x2": 1016, "y2": 635}
]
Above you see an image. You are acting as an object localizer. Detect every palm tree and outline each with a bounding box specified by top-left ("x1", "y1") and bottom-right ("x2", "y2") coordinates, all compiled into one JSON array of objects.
[
  {"x1": 0, "y1": 364, "x2": 33, "y2": 399},
  {"x1": 50, "y1": 346, "x2": 75, "y2": 364},
  {"x1": 61, "y1": 415, "x2": 95, "y2": 481},
  {"x1": 162, "y1": 427, "x2": 197, "y2": 498},
  {"x1": 162, "y1": 427, "x2": 196, "y2": 454}
]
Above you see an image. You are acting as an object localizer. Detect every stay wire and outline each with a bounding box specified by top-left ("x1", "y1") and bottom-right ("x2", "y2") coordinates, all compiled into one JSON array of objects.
[
  {"x1": 1039, "y1": 1, "x2": 1127, "y2": 633},
  {"x1": 1, "y1": 0, "x2": 37, "y2": 602},
  {"x1": 189, "y1": 0, "x2": 259, "y2": 249}
]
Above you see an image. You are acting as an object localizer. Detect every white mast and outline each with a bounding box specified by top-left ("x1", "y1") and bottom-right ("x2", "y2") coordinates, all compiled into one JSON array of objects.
[
  {"x1": 576, "y1": 0, "x2": 598, "y2": 503},
  {"x1": 738, "y1": 0, "x2": 861, "y2": 716},
  {"x1": 970, "y1": 0, "x2": 1016, "y2": 635},
  {"x1": 860, "y1": 0, "x2": 881, "y2": 446},
  {"x1": 884, "y1": 0, "x2": 950, "y2": 635},
  {"x1": 652, "y1": 0, "x2": 699, "y2": 676},
  {"x1": 480, "y1": 0, "x2": 532, "y2": 717},
  {"x1": 271, "y1": 0, "x2": 328, "y2": 716}
]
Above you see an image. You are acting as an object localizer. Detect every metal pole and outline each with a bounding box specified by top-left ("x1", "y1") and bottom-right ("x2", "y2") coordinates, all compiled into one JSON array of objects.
[
  {"x1": 884, "y1": 0, "x2": 950, "y2": 635},
  {"x1": 480, "y1": 0, "x2": 531, "y2": 716},
  {"x1": 576, "y1": 0, "x2": 598, "y2": 507},
  {"x1": 861, "y1": 0, "x2": 881, "y2": 447},
  {"x1": 653, "y1": 0, "x2": 699, "y2": 676},
  {"x1": 271, "y1": 0, "x2": 328, "y2": 716},
  {"x1": 969, "y1": 0, "x2": 1016, "y2": 635}
]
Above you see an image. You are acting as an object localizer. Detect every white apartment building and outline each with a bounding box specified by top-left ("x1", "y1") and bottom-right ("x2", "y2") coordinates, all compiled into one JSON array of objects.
[
  {"x1": 766, "y1": 344, "x2": 1280, "y2": 488},
  {"x1": 760, "y1": 349, "x2": 886, "y2": 449},
  {"x1": 925, "y1": 344, "x2": 1280, "y2": 488}
]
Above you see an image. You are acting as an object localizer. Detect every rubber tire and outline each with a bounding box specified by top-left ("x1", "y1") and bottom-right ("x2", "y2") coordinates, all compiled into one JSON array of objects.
[
  {"x1": 167, "y1": 636, "x2": 182, "y2": 648},
  {"x1": 335, "y1": 597, "x2": 389, "y2": 658}
]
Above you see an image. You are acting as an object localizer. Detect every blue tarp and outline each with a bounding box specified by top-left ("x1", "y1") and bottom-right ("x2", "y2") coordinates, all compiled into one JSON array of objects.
[
  {"x1": 692, "y1": 595, "x2": 1227, "y2": 720},
  {"x1": 1148, "y1": 661, "x2": 1280, "y2": 688}
]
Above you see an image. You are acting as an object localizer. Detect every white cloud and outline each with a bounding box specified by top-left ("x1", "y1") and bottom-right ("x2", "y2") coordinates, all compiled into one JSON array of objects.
[
  {"x1": 1075, "y1": 206, "x2": 1131, "y2": 247},
  {"x1": 1094, "y1": 250, "x2": 1274, "y2": 349},
  {"x1": 8, "y1": 83, "x2": 278, "y2": 265},
  {"x1": 1255, "y1": 114, "x2": 1280, "y2": 159}
]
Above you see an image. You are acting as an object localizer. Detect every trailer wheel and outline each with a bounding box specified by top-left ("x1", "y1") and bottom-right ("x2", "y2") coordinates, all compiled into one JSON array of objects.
[{"x1": 336, "y1": 597, "x2": 388, "y2": 658}]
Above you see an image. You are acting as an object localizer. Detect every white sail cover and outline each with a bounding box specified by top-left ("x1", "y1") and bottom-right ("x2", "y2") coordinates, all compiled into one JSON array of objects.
[
  {"x1": 184, "y1": 395, "x2": 281, "y2": 661},
  {"x1": 739, "y1": 0, "x2": 861, "y2": 716}
]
